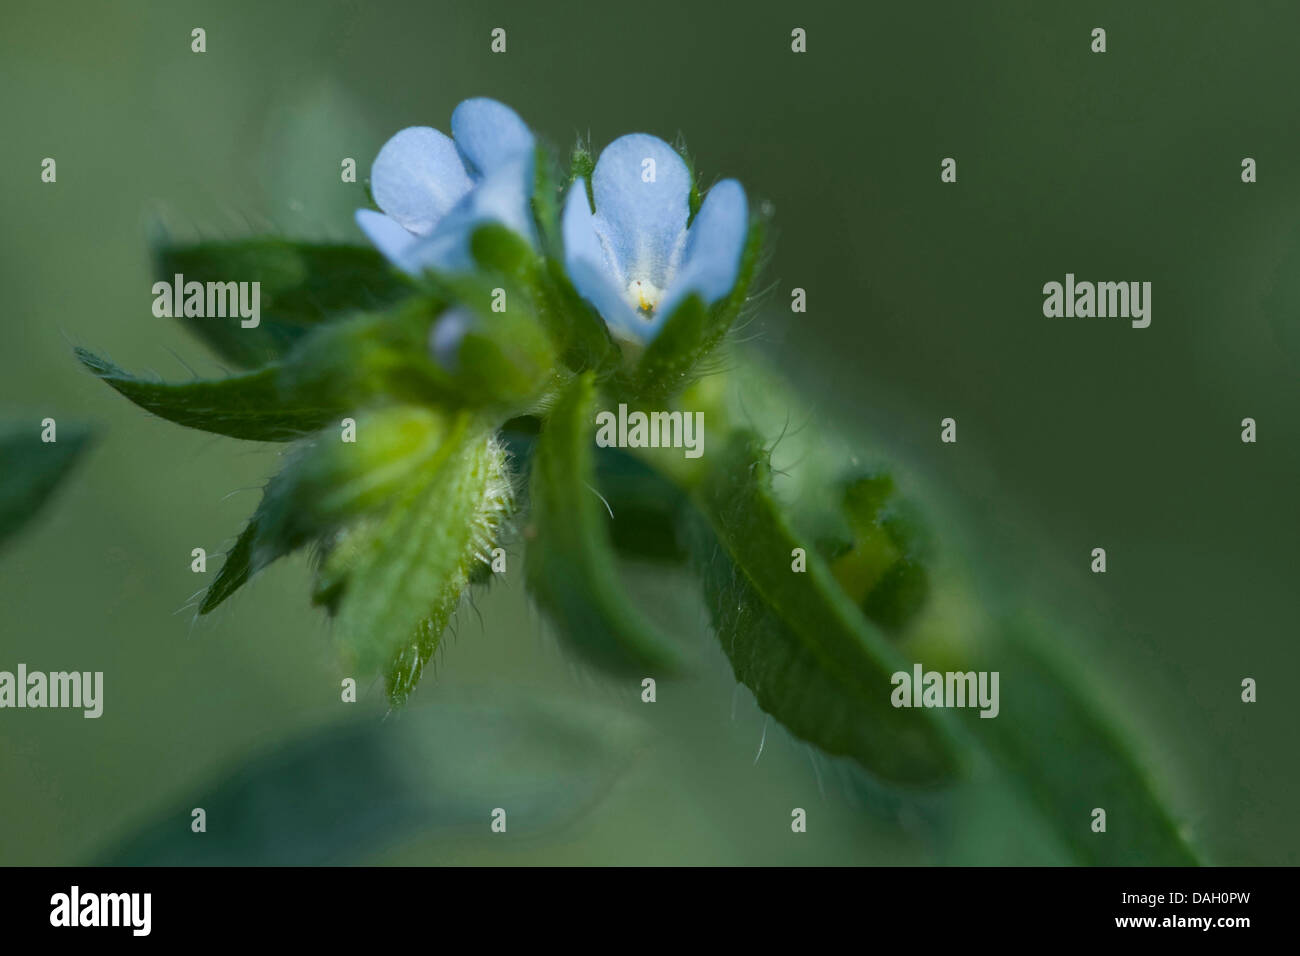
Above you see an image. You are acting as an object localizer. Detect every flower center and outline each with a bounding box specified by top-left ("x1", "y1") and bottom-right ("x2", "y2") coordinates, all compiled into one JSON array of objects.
[{"x1": 625, "y1": 278, "x2": 663, "y2": 317}]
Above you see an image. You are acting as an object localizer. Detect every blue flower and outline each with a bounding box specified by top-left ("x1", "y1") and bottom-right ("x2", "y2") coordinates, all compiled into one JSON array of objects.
[
  {"x1": 562, "y1": 134, "x2": 749, "y2": 342},
  {"x1": 357, "y1": 98, "x2": 536, "y2": 277}
]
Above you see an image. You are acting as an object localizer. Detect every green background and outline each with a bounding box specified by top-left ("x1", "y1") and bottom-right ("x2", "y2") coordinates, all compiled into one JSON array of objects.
[{"x1": 1, "y1": 0, "x2": 1296, "y2": 864}]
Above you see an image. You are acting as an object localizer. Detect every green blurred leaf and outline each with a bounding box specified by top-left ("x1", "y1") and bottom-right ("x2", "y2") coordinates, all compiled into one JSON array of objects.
[
  {"x1": 153, "y1": 239, "x2": 413, "y2": 368},
  {"x1": 525, "y1": 372, "x2": 684, "y2": 675},
  {"x1": 0, "y1": 422, "x2": 95, "y2": 546},
  {"x1": 690, "y1": 430, "x2": 965, "y2": 786},
  {"x1": 95, "y1": 691, "x2": 646, "y2": 865},
  {"x1": 77, "y1": 348, "x2": 342, "y2": 442},
  {"x1": 967, "y1": 618, "x2": 1202, "y2": 865}
]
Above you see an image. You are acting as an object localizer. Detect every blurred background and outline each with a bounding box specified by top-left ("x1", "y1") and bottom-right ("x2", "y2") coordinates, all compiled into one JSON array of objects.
[{"x1": 1, "y1": 0, "x2": 1296, "y2": 864}]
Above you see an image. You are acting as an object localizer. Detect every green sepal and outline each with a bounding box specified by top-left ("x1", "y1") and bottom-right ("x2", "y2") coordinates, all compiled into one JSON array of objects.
[
  {"x1": 525, "y1": 371, "x2": 685, "y2": 675},
  {"x1": 152, "y1": 239, "x2": 413, "y2": 368},
  {"x1": 671, "y1": 138, "x2": 702, "y2": 220},
  {"x1": 76, "y1": 348, "x2": 342, "y2": 442},
  {"x1": 690, "y1": 430, "x2": 965, "y2": 786},
  {"x1": 567, "y1": 140, "x2": 595, "y2": 195}
]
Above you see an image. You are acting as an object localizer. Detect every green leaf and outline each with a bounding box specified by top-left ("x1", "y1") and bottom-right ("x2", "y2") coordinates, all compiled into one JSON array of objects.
[
  {"x1": 0, "y1": 422, "x2": 95, "y2": 547},
  {"x1": 76, "y1": 347, "x2": 342, "y2": 442},
  {"x1": 94, "y1": 691, "x2": 646, "y2": 865},
  {"x1": 525, "y1": 372, "x2": 684, "y2": 675},
  {"x1": 690, "y1": 430, "x2": 965, "y2": 785},
  {"x1": 326, "y1": 414, "x2": 513, "y2": 706},
  {"x1": 967, "y1": 618, "x2": 1202, "y2": 864},
  {"x1": 200, "y1": 407, "x2": 455, "y2": 614},
  {"x1": 153, "y1": 239, "x2": 413, "y2": 368}
]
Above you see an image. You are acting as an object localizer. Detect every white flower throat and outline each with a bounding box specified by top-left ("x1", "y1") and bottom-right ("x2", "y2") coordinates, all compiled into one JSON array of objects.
[{"x1": 626, "y1": 278, "x2": 663, "y2": 317}]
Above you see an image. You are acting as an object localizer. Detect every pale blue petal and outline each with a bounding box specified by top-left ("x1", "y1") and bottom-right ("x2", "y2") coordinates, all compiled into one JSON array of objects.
[
  {"x1": 653, "y1": 179, "x2": 750, "y2": 327},
  {"x1": 355, "y1": 209, "x2": 421, "y2": 275},
  {"x1": 396, "y1": 228, "x2": 468, "y2": 276},
  {"x1": 370, "y1": 126, "x2": 474, "y2": 235},
  {"x1": 429, "y1": 307, "x2": 472, "y2": 371},
  {"x1": 562, "y1": 181, "x2": 646, "y2": 340},
  {"x1": 399, "y1": 153, "x2": 536, "y2": 275},
  {"x1": 590, "y1": 134, "x2": 691, "y2": 288},
  {"x1": 451, "y1": 98, "x2": 534, "y2": 176}
]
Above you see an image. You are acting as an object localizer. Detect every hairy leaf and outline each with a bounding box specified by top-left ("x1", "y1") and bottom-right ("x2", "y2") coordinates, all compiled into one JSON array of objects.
[
  {"x1": 326, "y1": 415, "x2": 512, "y2": 705},
  {"x1": 691, "y1": 430, "x2": 965, "y2": 785},
  {"x1": 77, "y1": 348, "x2": 341, "y2": 442}
]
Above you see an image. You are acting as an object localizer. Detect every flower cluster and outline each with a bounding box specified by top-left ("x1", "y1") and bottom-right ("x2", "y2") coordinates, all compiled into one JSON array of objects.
[
  {"x1": 356, "y1": 97, "x2": 754, "y2": 348},
  {"x1": 70, "y1": 96, "x2": 1209, "y2": 856},
  {"x1": 78, "y1": 96, "x2": 763, "y2": 710}
]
